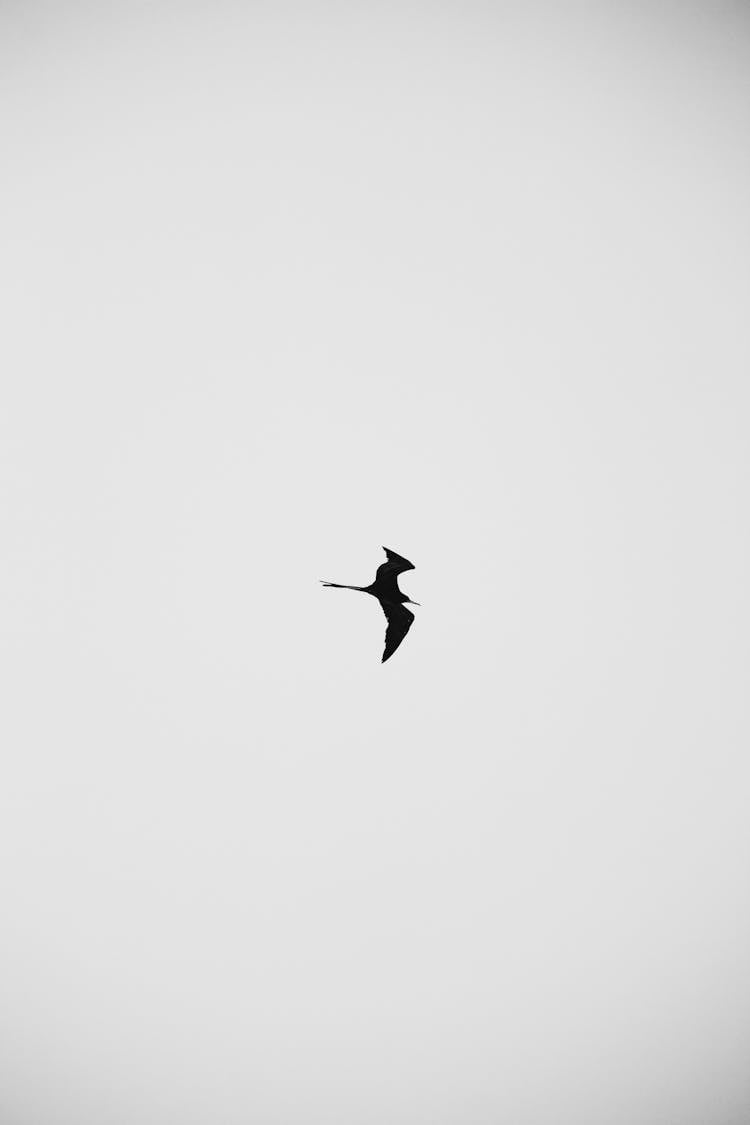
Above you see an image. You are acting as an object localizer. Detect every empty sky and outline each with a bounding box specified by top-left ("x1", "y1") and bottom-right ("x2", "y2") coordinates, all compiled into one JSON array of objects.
[{"x1": 2, "y1": 3, "x2": 750, "y2": 1123}]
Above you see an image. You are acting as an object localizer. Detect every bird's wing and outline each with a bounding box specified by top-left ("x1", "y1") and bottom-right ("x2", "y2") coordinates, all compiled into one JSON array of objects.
[
  {"x1": 379, "y1": 546, "x2": 415, "y2": 574},
  {"x1": 379, "y1": 601, "x2": 415, "y2": 663},
  {"x1": 374, "y1": 547, "x2": 415, "y2": 595}
]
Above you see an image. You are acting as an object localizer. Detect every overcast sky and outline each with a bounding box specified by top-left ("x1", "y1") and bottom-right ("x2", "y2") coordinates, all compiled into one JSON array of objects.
[{"x1": 2, "y1": 3, "x2": 750, "y2": 1123}]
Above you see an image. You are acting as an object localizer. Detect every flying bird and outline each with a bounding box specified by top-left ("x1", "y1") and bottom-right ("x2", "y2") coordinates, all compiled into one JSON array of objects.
[{"x1": 321, "y1": 547, "x2": 420, "y2": 662}]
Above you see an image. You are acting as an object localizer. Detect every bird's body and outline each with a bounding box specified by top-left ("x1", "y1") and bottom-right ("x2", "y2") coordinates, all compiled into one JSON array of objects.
[{"x1": 321, "y1": 547, "x2": 419, "y2": 662}]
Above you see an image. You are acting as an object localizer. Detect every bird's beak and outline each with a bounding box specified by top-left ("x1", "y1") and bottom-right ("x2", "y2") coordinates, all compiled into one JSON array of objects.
[{"x1": 409, "y1": 600, "x2": 421, "y2": 606}]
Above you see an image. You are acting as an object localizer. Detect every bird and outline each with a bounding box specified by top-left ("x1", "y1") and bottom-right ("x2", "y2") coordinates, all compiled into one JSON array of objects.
[{"x1": 321, "y1": 547, "x2": 420, "y2": 663}]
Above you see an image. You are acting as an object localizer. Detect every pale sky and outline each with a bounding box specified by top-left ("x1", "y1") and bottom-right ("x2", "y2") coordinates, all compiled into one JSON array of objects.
[{"x1": 2, "y1": 3, "x2": 750, "y2": 1123}]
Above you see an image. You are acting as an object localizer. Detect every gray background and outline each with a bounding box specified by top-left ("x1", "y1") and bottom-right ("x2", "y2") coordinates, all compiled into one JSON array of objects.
[{"x1": 2, "y1": 3, "x2": 749, "y2": 1123}]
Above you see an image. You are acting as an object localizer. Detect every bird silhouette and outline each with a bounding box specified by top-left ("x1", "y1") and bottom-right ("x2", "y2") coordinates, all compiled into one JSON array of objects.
[{"x1": 321, "y1": 547, "x2": 420, "y2": 662}]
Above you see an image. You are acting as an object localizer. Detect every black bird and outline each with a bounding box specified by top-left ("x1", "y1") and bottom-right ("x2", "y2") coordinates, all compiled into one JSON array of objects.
[{"x1": 321, "y1": 547, "x2": 420, "y2": 662}]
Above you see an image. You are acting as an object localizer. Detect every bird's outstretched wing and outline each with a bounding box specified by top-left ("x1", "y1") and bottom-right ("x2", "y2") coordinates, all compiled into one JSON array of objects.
[
  {"x1": 375, "y1": 546, "x2": 416, "y2": 603},
  {"x1": 378, "y1": 546, "x2": 415, "y2": 575},
  {"x1": 374, "y1": 547, "x2": 415, "y2": 600},
  {"x1": 379, "y1": 601, "x2": 415, "y2": 663}
]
